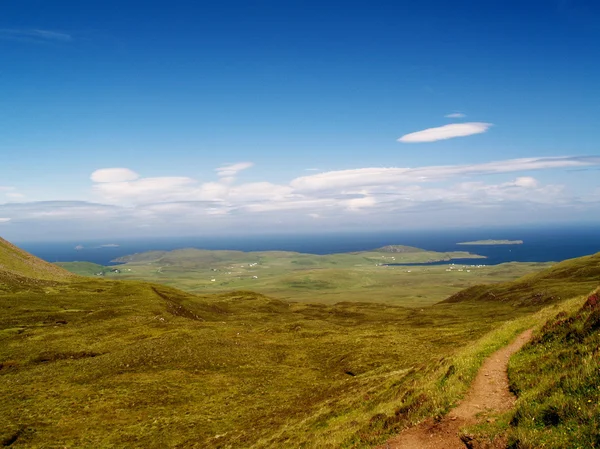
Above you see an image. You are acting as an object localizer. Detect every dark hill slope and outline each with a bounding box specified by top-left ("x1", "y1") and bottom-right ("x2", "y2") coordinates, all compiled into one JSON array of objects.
[{"x1": 442, "y1": 252, "x2": 600, "y2": 306}]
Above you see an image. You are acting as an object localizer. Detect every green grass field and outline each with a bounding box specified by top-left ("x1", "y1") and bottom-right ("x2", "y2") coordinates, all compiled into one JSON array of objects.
[
  {"x1": 3, "y1": 238, "x2": 600, "y2": 447},
  {"x1": 58, "y1": 247, "x2": 550, "y2": 307}
]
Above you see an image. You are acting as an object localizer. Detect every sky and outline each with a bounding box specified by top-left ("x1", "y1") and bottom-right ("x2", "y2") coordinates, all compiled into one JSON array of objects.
[{"x1": 1, "y1": 0, "x2": 600, "y2": 241}]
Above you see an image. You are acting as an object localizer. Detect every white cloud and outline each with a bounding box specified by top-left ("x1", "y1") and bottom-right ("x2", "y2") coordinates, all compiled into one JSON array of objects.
[
  {"x1": 91, "y1": 168, "x2": 140, "y2": 183},
  {"x1": 1, "y1": 187, "x2": 25, "y2": 201},
  {"x1": 445, "y1": 112, "x2": 466, "y2": 118},
  {"x1": 512, "y1": 177, "x2": 539, "y2": 188},
  {"x1": 93, "y1": 176, "x2": 197, "y2": 203},
  {"x1": 3, "y1": 156, "x2": 596, "y2": 240},
  {"x1": 398, "y1": 122, "x2": 492, "y2": 143},
  {"x1": 0, "y1": 29, "x2": 72, "y2": 43},
  {"x1": 345, "y1": 195, "x2": 377, "y2": 211},
  {"x1": 290, "y1": 156, "x2": 599, "y2": 192},
  {"x1": 0, "y1": 217, "x2": 10, "y2": 223},
  {"x1": 216, "y1": 162, "x2": 254, "y2": 178},
  {"x1": 84, "y1": 157, "x2": 600, "y2": 219}
]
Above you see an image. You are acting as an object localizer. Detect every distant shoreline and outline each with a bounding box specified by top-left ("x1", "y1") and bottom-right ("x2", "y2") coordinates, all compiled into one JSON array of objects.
[{"x1": 457, "y1": 239, "x2": 523, "y2": 246}]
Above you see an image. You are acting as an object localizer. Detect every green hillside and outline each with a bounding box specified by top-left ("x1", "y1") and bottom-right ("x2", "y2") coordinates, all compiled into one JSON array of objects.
[
  {"x1": 463, "y1": 290, "x2": 600, "y2": 447},
  {"x1": 505, "y1": 290, "x2": 600, "y2": 447},
  {"x1": 56, "y1": 261, "x2": 109, "y2": 276},
  {"x1": 442, "y1": 252, "x2": 600, "y2": 307},
  {"x1": 112, "y1": 246, "x2": 483, "y2": 267},
  {"x1": 0, "y1": 237, "x2": 74, "y2": 289},
  {"x1": 2, "y1": 237, "x2": 600, "y2": 447},
  {"x1": 86, "y1": 247, "x2": 547, "y2": 307}
]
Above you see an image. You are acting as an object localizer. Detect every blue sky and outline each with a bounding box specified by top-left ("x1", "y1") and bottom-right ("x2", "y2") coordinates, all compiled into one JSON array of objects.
[{"x1": 1, "y1": 0, "x2": 600, "y2": 240}]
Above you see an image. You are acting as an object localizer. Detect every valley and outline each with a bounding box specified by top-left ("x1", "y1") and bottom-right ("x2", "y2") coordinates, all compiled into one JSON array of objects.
[{"x1": 2, "y1": 237, "x2": 600, "y2": 447}]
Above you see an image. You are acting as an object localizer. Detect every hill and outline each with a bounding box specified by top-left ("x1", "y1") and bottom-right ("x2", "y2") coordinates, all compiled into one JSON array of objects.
[
  {"x1": 441, "y1": 252, "x2": 600, "y2": 307},
  {"x1": 56, "y1": 261, "x2": 110, "y2": 276},
  {"x1": 0, "y1": 237, "x2": 74, "y2": 289},
  {"x1": 457, "y1": 239, "x2": 523, "y2": 245},
  {"x1": 462, "y1": 289, "x2": 600, "y2": 447},
  {"x1": 2, "y1": 237, "x2": 600, "y2": 447},
  {"x1": 112, "y1": 246, "x2": 484, "y2": 267},
  {"x1": 374, "y1": 245, "x2": 425, "y2": 253},
  {"x1": 504, "y1": 290, "x2": 600, "y2": 447},
  {"x1": 0, "y1": 237, "x2": 545, "y2": 448}
]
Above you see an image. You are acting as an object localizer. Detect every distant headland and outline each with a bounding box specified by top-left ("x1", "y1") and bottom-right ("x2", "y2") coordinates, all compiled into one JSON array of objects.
[{"x1": 457, "y1": 239, "x2": 523, "y2": 246}]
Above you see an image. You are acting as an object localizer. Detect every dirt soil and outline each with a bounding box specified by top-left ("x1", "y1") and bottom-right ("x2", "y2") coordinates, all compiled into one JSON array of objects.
[{"x1": 377, "y1": 329, "x2": 533, "y2": 449}]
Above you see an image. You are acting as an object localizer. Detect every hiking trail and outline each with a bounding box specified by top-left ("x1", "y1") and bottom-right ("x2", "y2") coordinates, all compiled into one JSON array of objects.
[{"x1": 378, "y1": 329, "x2": 533, "y2": 449}]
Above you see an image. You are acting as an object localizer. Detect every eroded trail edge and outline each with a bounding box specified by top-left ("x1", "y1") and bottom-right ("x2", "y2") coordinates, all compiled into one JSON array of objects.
[{"x1": 378, "y1": 329, "x2": 533, "y2": 449}]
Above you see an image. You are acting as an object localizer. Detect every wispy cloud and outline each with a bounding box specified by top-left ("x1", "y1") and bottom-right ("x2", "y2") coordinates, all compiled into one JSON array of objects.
[
  {"x1": 0, "y1": 186, "x2": 25, "y2": 201},
  {"x1": 216, "y1": 162, "x2": 253, "y2": 177},
  {"x1": 5, "y1": 193, "x2": 25, "y2": 200},
  {"x1": 291, "y1": 156, "x2": 598, "y2": 192},
  {"x1": 0, "y1": 218, "x2": 10, "y2": 223},
  {"x1": 445, "y1": 112, "x2": 466, "y2": 118},
  {"x1": 0, "y1": 28, "x2": 72, "y2": 43},
  {"x1": 398, "y1": 122, "x2": 492, "y2": 143}
]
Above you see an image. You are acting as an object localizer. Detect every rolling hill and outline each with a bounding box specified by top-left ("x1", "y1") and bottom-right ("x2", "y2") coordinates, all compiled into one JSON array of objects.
[
  {"x1": 442, "y1": 252, "x2": 600, "y2": 307},
  {"x1": 2, "y1": 237, "x2": 600, "y2": 447},
  {"x1": 64, "y1": 246, "x2": 550, "y2": 307}
]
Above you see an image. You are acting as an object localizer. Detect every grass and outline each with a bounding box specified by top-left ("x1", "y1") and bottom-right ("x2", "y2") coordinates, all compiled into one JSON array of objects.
[
  {"x1": 442, "y1": 290, "x2": 600, "y2": 448},
  {"x1": 0, "y1": 237, "x2": 74, "y2": 283},
  {"x1": 59, "y1": 247, "x2": 552, "y2": 307},
  {"x1": 4, "y1": 240, "x2": 600, "y2": 447},
  {"x1": 443, "y1": 251, "x2": 600, "y2": 307},
  {"x1": 0, "y1": 272, "x2": 546, "y2": 448},
  {"x1": 56, "y1": 261, "x2": 107, "y2": 276},
  {"x1": 503, "y1": 289, "x2": 600, "y2": 448}
]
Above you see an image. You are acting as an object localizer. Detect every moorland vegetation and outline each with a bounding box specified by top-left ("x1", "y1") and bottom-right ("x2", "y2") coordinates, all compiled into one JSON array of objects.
[{"x1": 2, "y1": 237, "x2": 600, "y2": 447}]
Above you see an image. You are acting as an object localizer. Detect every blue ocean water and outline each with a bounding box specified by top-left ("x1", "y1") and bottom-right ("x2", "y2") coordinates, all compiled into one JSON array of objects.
[{"x1": 14, "y1": 225, "x2": 600, "y2": 266}]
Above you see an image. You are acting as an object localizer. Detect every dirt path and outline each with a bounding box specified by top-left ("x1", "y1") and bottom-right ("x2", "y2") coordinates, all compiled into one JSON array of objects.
[{"x1": 377, "y1": 329, "x2": 533, "y2": 449}]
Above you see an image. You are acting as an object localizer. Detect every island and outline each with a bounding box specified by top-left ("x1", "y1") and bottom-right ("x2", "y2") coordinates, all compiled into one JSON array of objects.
[{"x1": 457, "y1": 239, "x2": 523, "y2": 246}]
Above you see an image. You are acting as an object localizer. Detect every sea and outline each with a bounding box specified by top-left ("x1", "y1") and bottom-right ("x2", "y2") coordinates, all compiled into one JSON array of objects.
[{"x1": 14, "y1": 225, "x2": 600, "y2": 266}]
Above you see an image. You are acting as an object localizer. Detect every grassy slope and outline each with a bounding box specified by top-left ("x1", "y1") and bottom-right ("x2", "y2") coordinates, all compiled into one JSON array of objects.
[
  {"x1": 0, "y1": 239, "x2": 543, "y2": 448},
  {"x1": 0, "y1": 276, "x2": 536, "y2": 448},
  {"x1": 505, "y1": 290, "x2": 600, "y2": 448},
  {"x1": 442, "y1": 252, "x2": 600, "y2": 307},
  {"x1": 113, "y1": 247, "x2": 484, "y2": 267},
  {"x1": 462, "y1": 290, "x2": 600, "y2": 448},
  {"x1": 3, "y1": 240, "x2": 600, "y2": 448},
  {"x1": 0, "y1": 237, "x2": 74, "y2": 284},
  {"x1": 57, "y1": 261, "x2": 108, "y2": 276}
]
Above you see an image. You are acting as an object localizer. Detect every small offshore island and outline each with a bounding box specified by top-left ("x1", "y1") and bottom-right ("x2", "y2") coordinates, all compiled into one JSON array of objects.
[{"x1": 457, "y1": 239, "x2": 523, "y2": 246}]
